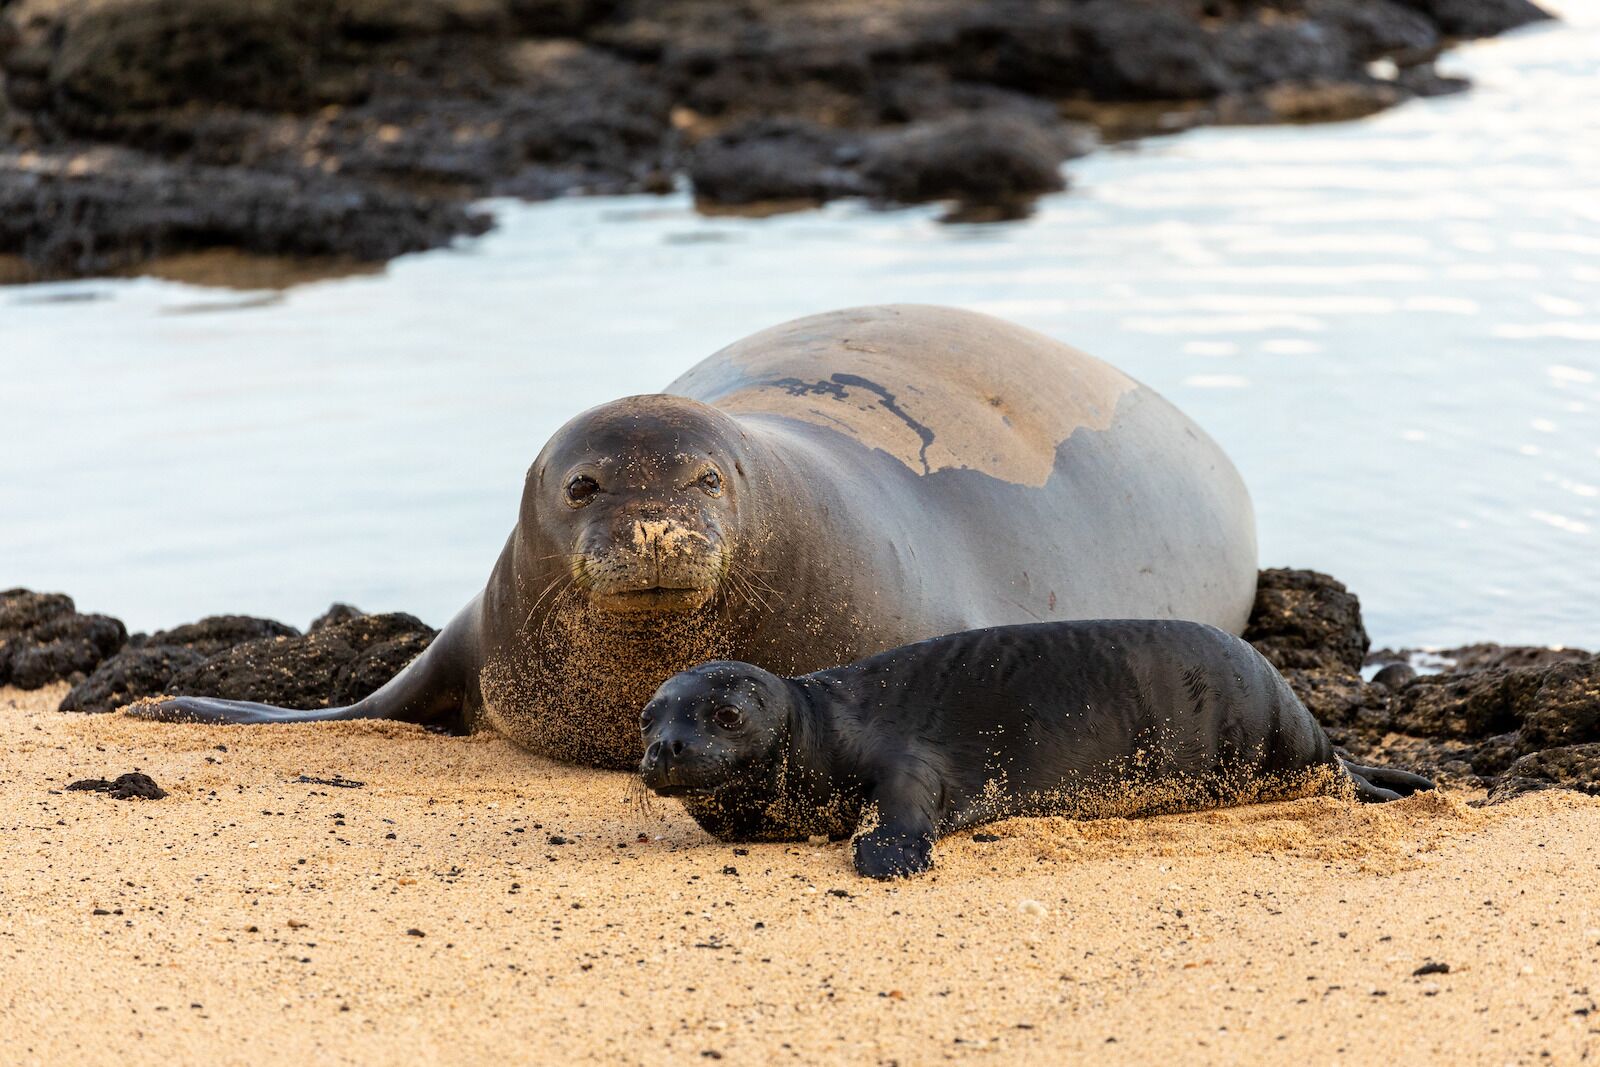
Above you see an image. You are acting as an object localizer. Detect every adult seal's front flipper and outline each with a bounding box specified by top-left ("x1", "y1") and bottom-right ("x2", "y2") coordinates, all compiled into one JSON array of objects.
[{"x1": 128, "y1": 599, "x2": 478, "y2": 731}]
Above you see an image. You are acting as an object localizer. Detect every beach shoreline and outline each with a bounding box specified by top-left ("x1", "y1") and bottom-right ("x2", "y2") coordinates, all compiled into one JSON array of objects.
[{"x1": 4, "y1": 681, "x2": 1597, "y2": 1065}]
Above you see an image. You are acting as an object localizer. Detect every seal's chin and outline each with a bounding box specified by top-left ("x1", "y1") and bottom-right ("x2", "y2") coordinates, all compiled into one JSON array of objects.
[
  {"x1": 644, "y1": 781, "x2": 722, "y2": 798},
  {"x1": 589, "y1": 586, "x2": 717, "y2": 614}
]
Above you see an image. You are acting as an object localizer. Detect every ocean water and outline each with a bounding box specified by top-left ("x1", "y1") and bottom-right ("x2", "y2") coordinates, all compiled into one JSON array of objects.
[{"x1": 4, "y1": 4, "x2": 1596, "y2": 647}]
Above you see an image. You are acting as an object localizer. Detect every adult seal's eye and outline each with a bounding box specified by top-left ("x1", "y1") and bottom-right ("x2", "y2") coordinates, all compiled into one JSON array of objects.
[
  {"x1": 712, "y1": 706, "x2": 743, "y2": 729},
  {"x1": 566, "y1": 475, "x2": 599, "y2": 505},
  {"x1": 698, "y1": 469, "x2": 723, "y2": 496}
]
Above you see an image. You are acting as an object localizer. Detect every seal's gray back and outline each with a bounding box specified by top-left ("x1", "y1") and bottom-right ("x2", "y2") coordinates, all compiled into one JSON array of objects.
[{"x1": 668, "y1": 304, "x2": 1257, "y2": 633}]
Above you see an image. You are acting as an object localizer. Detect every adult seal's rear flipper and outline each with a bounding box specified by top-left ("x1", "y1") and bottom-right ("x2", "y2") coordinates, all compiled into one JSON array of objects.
[
  {"x1": 1339, "y1": 758, "x2": 1435, "y2": 803},
  {"x1": 128, "y1": 599, "x2": 479, "y2": 731}
]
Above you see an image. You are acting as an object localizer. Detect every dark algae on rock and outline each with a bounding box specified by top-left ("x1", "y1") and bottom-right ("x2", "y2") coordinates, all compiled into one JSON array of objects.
[{"x1": 0, "y1": 0, "x2": 1552, "y2": 282}]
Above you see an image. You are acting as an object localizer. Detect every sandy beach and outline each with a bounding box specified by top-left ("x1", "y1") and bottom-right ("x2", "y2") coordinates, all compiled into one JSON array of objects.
[{"x1": 2, "y1": 682, "x2": 1596, "y2": 1066}]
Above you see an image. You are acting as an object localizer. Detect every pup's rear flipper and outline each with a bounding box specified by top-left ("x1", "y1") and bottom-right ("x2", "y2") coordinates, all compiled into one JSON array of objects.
[{"x1": 1339, "y1": 759, "x2": 1435, "y2": 803}]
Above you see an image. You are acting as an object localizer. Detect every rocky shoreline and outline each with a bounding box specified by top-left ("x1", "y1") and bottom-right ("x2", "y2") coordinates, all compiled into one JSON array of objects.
[
  {"x1": 3, "y1": 570, "x2": 1595, "y2": 801},
  {"x1": 0, "y1": 0, "x2": 1551, "y2": 283}
]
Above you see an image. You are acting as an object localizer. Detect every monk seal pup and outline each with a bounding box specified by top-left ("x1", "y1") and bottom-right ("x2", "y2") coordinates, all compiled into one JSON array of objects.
[
  {"x1": 135, "y1": 304, "x2": 1258, "y2": 768},
  {"x1": 638, "y1": 619, "x2": 1433, "y2": 879}
]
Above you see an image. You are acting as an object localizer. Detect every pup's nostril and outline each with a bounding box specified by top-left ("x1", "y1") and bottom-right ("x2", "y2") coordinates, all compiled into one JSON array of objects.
[
  {"x1": 644, "y1": 741, "x2": 662, "y2": 765},
  {"x1": 670, "y1": 739, "x2": 685, "y2": 757}
]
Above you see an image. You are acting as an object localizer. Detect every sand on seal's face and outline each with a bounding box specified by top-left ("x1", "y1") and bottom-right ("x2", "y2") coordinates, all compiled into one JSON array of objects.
[{"x1": 3, "y1": 683, "x2": 1598, "y2": 1066}]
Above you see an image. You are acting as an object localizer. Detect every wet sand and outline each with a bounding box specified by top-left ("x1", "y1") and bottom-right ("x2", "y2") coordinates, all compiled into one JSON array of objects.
[{"x1": 3, "y1": 682, "x2": 1597, "y2": 1065}]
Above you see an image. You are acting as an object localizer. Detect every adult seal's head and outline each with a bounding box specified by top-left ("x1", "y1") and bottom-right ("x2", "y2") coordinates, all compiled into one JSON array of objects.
[
  {"x1": 638, "y1": 661, "x2": 792, "y2": 797},
  {"x1": 526, "y1": 395, "x2": 757, "y2": 615}
]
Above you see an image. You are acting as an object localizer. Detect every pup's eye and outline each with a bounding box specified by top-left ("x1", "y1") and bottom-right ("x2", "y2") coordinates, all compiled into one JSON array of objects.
[
  {"x1": 698, "y1": 470, "x2": 723, "y2": 496},
  {"x1": 711, "y1": 706, "x2": 743, "y2": 729},
  {"x1": 566, "y1": 475, "x2": 599, "y2": 504},
  {"x1": 638, "y1": 710, "x2": 654, "y2": 732}
]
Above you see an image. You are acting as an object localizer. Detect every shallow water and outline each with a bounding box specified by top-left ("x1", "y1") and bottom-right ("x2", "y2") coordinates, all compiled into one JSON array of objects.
[{"x1": 4, "y1": 6, "x2": 1597, "y2": 647}]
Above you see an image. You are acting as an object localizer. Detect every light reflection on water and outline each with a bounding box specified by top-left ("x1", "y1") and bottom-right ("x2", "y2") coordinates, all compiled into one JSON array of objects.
[{"x1": 3, "y1": 4, "x2": 1596, "y2": 647}]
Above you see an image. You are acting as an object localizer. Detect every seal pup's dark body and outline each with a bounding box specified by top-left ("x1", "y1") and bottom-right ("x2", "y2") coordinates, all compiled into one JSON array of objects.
[{"x1": 639, "y1": 619, "x2": 1433, "y2": 879}]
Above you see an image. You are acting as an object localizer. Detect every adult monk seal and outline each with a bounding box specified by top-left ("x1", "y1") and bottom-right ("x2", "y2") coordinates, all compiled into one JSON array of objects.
[
  {"x1": 136, "y1": 304, "x2": 1258, "y2": 768},
  {"x1": 638, "y1": 620, "x2": 1435, "y2": 878}
]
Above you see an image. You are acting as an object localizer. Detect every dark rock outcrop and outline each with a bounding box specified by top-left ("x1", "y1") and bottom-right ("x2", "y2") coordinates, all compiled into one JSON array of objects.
[
  {"x1": 55, "y1": 601, "x2": 436, "y2": 713},
  {"x1": 0, "y1": 146, "x2": 490, "y2": 281},
  {"x1": 59, "y1": 612, "x2": 302, "y2": 711},
  {"x1": 65, "y1": 770, "x2": 167, "y2": 800},
  {"x1": 1245, "y1": 567, "x2": 1370, "y2": 673},
  {"x1": 59, "y1": 645, "x2": 210, "y2": 713},
  {"x1": 1384, "y1": 656, "x2": 1600, "y2": 749},
  {"x1": 1487, "y1": 743, "x2": 1600, "y2": 804},
  {"x1": 1239, "y1": 569, "x2": 1598, "y2": 796},
  {"x1": 165, "y1": 611, "x2": 437, "y2": 708},
  {"x1": 689, "y1": 111, "x2": 1089, "y2": 210},
  {"x1": 0, "y1": 588, "x2": 127, "y2": 689},
  {"x1": 141, "y1": 615, "x2": 301, "y2": 657},
  {"x1": 0, "y1": 0, "x2": 1554, "y2": 282}
]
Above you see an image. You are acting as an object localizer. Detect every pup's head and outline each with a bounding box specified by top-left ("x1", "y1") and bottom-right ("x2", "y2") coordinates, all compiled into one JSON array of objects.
[{"x1": 637, "y1": 661, "x2": 792, "y2": 797}]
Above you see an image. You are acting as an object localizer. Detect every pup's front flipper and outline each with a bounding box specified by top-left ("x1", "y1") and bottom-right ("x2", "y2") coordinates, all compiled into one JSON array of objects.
[
  {"x1": 854, "y1": 827, "x2": 935, "y2": 879},
  {"x1": 852, "y1": 778, "x2": 937, "y2": 879}
]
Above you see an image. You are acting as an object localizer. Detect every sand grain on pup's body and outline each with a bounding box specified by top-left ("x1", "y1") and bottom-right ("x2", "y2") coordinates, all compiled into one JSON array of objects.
[{"x1": 140, "y1": 305, "x2": 1258, "y2": 767}]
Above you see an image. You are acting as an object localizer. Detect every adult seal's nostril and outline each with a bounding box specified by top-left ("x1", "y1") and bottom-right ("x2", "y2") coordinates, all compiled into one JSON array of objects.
[
  {"x1": 644, "y1": 740, "x2": 663, "y2": 766},
  {"x1": 670, "y1": 738, "x2": 686, "y2": 757}
]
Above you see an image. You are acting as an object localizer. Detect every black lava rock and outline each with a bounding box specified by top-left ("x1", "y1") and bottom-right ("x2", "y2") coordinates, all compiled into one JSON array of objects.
[
  {"x1": 688, "y1": 120, "x2": 868, "y2": 206},
  {"x1": 1389, "y1": 656, "x2": 1599, "y2": 745},
  {"x1": 65, "y1": 771, "x2": 167, "y2": 800},
  {"x1": 142, "y1": 614, "x2": 300, "y2": 657},
  {"x1": 1371, "y1": 662, "x2": 1418, "y2": 690},
  {"x1": 861, "y1": 114, "x2": 1076, "y2": 205},
  {"x1": 309, "y1": 603, "x2": 365, "y2": 632},
  {"x1": 1394, "y1": 0, "x2": 1551, "y2": 39},
  {"x1": 1517, "y1": 658, "x2": 1600, "y2": 751},
  {"x1": 0, "y1": 0, "x2": 1552, "y2": 281},
  {"x1": 58, "y1": 611, "x2": 298, "y2": 712},
  {"x1": 0, "y1": 146, "x2": 491, "y2": 283},
  {"x1": 166, "y1": 612, "x2": 436, "y2": 708},
  {"x1": 0, "y1": 588, "x2": 127, "y2": 689},
  {"x1": 58, "y1": 645, "x2": 210, "y2": 713},
  {"x1": 1244, "y1": 568, "x2": 1370, "y2": 673},
  {"x1": 1485, "y1": 742, "x2": 1600, "y2": 804}
]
